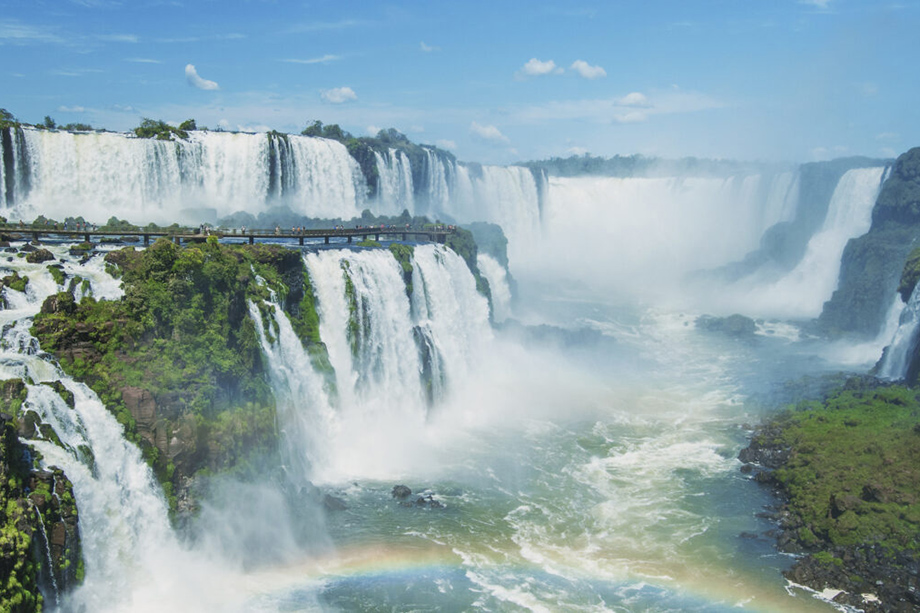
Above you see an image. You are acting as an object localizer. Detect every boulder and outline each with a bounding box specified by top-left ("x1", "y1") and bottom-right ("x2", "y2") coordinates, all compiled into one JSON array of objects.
[
  {"x1": 25, "y1": 248, "x2": 54, "y2": 263},
  {"x1": 392, "y1": 484, "x2": 411, "y2": 499}
]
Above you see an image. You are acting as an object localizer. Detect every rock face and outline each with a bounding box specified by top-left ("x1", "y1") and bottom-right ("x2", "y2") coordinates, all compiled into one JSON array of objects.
[
  {"x1": 820, "y1": 148, "x2": 920, "y2": 337},
  {"x1": 0, "y1": 404, "x2": 82, "y2": 611}
]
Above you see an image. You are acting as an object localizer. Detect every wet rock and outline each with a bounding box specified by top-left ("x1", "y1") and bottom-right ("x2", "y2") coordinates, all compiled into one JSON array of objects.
[
  {"x1": 392, "y1": 484, "x2": 411, "y2": 499},
  {"x1": 323, "y1": 494, "x2": 348, "y2": 511},
  {"x1": 25, "y1": 248, "x2": 54, "y2": 264},
  {"x1": 696, "y1": 314, "x2": 757, "y2": 338}
]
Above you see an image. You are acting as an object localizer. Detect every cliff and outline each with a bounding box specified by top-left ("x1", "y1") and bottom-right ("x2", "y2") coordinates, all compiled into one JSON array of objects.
[
  {"x1": 819, "y1": 148, "x2": 920, "y2": 337},
  {"x1": 30, "y1": 238, "x2": 327, "y2": 518},
  {"x1": 1, "y1": 381, "x2": 81, "y2": 612}
]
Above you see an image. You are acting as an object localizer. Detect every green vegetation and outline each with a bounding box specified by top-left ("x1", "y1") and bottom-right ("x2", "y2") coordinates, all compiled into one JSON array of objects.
[
  {"x1": 769, "y1": 385, "x2": 920, "y2": 551},
  {"x1": 446, "y1": 227, "x2": 491, "y2": 300},
  {"x1": 1, "y1": 272, "x2": 29, "y2": 293},
  {"x1": 0, "y1": 109, "x2": 18, "y2": 130},
  {"x1": 30, "y1": 239, "x2": 324, "y2": 511},
  {"x1": 389, "y1": 243, "x2": 414, "y2": 296},
  {"x1": 898, "y1": 244, "x2": 920, "y2": 302},
  {"x1": 134, "y1": 118, "x2": 192, "y2": 141}
]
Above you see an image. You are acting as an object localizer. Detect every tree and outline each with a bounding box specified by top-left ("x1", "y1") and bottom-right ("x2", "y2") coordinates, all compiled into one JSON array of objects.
[
  {"x1": 301, "y1": 120, "x2": 323, "y2": 137},
  {"x1": 178, "y1": 119, "x2": 197, "y2": 132},
  {"x1": 42, "y1": 115, "x2": 56, "y2": 130}
]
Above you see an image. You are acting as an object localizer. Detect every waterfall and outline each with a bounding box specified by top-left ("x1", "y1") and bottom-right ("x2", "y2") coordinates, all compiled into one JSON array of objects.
[
  {"x1": 477, "y1": 253, "x2": 512, "y2": 323},
  {"x1": 0, "y1": 129, "x2": 369, "y2": 224},
  {"x1": 287, "y1": 244, "x2": 491, "y2": 481},
  {"x1": 744, "y1": 167, "x2": 887, "y2": 318},
  {"x1": 411, "y1": 245, "x2": 492, "y2": 396},
  {"x1": 878, "y1": 284, "x2": 920, "y2": 380},
  {"x1": 374, "y1": 148, "x2": 415, "y2": 215},
  {"x1": 0, "y1": 247, "x2": 184, "y2": 612},
  {"x1": 284, "y1": 135, "x2": 366, "y2": 219},
  {"x1": 247, "y1": 294, "x2": 335, "y2": 482},
  {"x1": 306, "y1": 249, "x2": 426, "y2": 413}
]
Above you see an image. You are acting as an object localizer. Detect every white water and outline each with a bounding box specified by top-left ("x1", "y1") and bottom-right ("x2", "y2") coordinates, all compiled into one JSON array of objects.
[
  {"x1": 878, "y1": 284, "x2": 920, "y2": 380},
  {"x1": 2, "y1": 129, "x2": 368, "y2": 224},
  {"x1": 722, "y1": 167, "x2": 887, "y2": 319},
  {"x1": 477, "y1": 253, "x2": 513, "y2": 323},
  {"x1": 247, "y1": 293, "x2": 335, "y2": 481},
  {"x1": 526, "y1": 172, "x2": 801, "y2": 303},
  {"x1": 374, "y1": 149, "x2": 415, "y2": 215},
  {"x1": 299, "y1": 244, "x2": 491, "y2": 482}
]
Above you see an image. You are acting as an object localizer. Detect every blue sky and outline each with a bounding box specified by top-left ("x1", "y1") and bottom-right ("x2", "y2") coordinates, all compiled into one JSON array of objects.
[{"x1": 1, "y1": 0, "x2": 917, "y2": 164}]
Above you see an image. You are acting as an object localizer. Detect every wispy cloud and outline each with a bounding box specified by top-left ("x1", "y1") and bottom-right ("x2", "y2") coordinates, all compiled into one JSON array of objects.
[
  {"x1": 321, "y1": 86, "x2": 357, "y2": 104},
  {"x1": 98, "y1": 33, "x2": 138, "y2": 43},
  {"x1": 287, "y1": 19, "x2": 369, "y2": 33},
  {"x1": 281, "y1": 54, "x2": 341, "y2": 65},
  {"x1": 516, "y1": 58, "x2": 563, "y2": 79},
  {"x1": 0, "y1": 20, "x2": 65, "y2": 45},
  {"x1": 185, "y1": 64, "x2": 219, "y2": 90},
  {"x1": 800, "y1": 0, "x2": 833, "y2": 9},
  {"x1": 570, "y1": 60, "x2": 606, "y2": 79},
  {"x1": 470, "y1": 121, "x2": 510, "y2": 144},
  {"x1": 57, "y1": 105, "x2": 86, "y2": 113},
  {"x1": 436, "y1": 139, "x2": 457, "y2": 150},
  {"x1": 51, "y1": 67, "x2": 104, "y2": 77},
  {"x1": 125, "y1": 57, "x2": 161, "y2": 64},
  {"x1": 420, "y1": 41, "x2": 439, "y2": 53},
  {"x1": 514, "y1": 88, "x2": 721, "y2": 125},
  {"x1": 157, "y1": 33, "x2": 245, "y2": 44}
]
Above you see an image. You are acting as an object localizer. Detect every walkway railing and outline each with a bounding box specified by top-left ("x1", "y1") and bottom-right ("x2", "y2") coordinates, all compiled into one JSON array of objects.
[{"x1": 0, "y1": 225, "x2": 455, "y2": 246}]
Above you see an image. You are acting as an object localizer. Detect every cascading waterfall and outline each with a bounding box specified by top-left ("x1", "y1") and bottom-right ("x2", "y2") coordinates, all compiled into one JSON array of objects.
[
  {"x1": 290, "y1": 244, "x2": 491, "y2": 481},
  {"x1": 247, "y1": 292, "x2": 336, "y2": 482},
  {"x1": 730, "y1": 166, "x2": 888, "y2": 318},
  {"x1": 0, "y1": 248, "x2": 176, "y2": 611},
  {"x1": 374, "y1": 148, "x2": 415, "y2": 215},
  {"x1": 477, "y1": 253, "x2": 512, "y2": 323},
  {"x1": 306, "y1": 249, "x2": 426, "y2": 415},
  {"x1": 284, "y1": 135, "x2": 366, "y2": 220},
  {"x1": 411, "y1": 245, "x2": 492, "y2": 397},
  {"x1": 0, "y1": 128, "x2": 368, "y2": 224},
  {"x1": 878, "y1": 284, "x2": 920, "y2": 380}
]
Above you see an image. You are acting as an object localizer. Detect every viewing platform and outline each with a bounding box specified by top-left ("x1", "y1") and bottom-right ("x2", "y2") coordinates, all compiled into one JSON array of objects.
[{"x1": 0, "y1": 225, "x2": 455, "y2": 247}]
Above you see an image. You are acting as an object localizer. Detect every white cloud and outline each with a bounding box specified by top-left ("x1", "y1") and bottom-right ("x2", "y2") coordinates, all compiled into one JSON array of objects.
[
  {"x1": 570, "y1": 60, "x2": 606, "y2": 79},
  {"x1": 185, "y1": 64, "x2": 219, "y2": 90},
  {"x1": 470, "y1": 121, "x2": 510, "y2": 144},
  {"x1": 281, "y1": 54, "x2": 340, "y2": 65},
  {"x1": 321, "y1": 86, "x2": 357, "y2": 104},
  {"x1": 420, "y1": 41, "x2": 439, "y2": 52},
  {"x1": 876, "y1": 132, "x2": 899, "y2": 141},
  {"x1": 614, "y1": 111, "x2": 648, "y2": 123},
  {"x1": 126, "y1": 57, "x2": 161, "y2": 64},
  {"x1": 617, "y1": 92, "x2": 650, "y2": 107},
  {"x1": 513, "y1": 88, "x2": 721, "y2": 125},
  {"x1": 98, "y1": 33, "x2": 138, "y2": 43},
  {"x1": 566, "y1": 146, "x2": 589, "y2": 156},
  {"x1": 518, "y1": 58, "x2": 562, "y2": 78},
  {"x1": 57, "y1": 105, "x2": 86, "y2": 112},
  {"x1": 436, "y1": 139, "x2": 457, "y2": 150}
]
